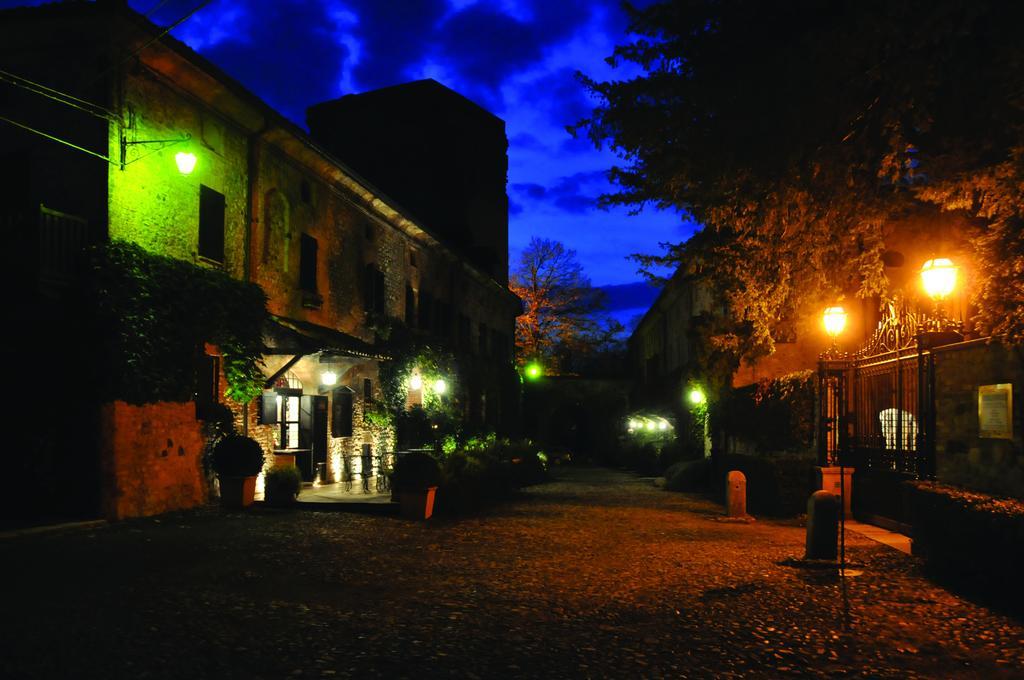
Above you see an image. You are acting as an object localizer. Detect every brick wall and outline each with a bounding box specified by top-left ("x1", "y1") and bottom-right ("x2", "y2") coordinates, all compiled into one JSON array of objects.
[
  {"x1": 934, "y1": 341, "x2": 1024, "y2": 498},
  {"x1": 99, "y1": 401, "x2": 206, "y2": 520}
]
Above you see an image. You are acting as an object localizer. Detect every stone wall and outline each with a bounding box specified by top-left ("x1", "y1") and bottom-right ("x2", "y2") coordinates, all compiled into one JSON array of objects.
[
  {"x1": 934, "y1": 340, "x2": 1024, "y2": 498},
  {"x1": 109, "y1": 67, "x2": 248, "y2": 278},
  {"x1": 99, "y1": 401, "x2": 206, "y2": 520}
]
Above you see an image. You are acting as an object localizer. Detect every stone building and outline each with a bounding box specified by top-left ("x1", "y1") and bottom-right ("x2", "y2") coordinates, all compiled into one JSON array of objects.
[{"x1": 0, "y1": 1, "x2": 518, "y2": 520}]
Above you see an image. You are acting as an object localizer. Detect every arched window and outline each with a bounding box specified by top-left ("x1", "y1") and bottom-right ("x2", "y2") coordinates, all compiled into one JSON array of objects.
[{"x1": 263, "y1": 189, "x2": 291, "y2": 272}]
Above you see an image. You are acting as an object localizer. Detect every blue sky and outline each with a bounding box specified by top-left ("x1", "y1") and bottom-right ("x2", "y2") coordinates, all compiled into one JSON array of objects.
[{"x1": 3, "y1": 0, "x2": 697, "y2": 325}]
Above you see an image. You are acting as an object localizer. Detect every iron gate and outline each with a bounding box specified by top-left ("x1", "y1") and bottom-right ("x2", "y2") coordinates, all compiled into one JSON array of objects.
[{"x1": 818, "y1": 301, "x2": 945, "y2": 530}]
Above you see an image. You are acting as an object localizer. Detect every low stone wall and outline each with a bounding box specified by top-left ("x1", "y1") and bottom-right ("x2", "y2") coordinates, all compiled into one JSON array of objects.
[
  {"x1": 99, "y1": 401, "x2": 206, "y2": 520},
  {"x1": 934, "y1": 341, "x2": 1024, "y2": 499}
]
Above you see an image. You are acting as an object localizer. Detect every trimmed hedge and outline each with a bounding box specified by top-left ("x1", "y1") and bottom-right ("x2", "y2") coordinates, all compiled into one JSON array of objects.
[
  {"x1": 713, "y1": 453, "x2": 817, "y2": 516},
  {"x1": 909, "y1": 482, "x2": 1024, "y2": 612}
]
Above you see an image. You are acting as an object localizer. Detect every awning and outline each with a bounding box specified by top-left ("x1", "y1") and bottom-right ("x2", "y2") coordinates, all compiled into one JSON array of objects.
[{"x1": 264, "y1": 315, "x2": 389, "y2": 361}]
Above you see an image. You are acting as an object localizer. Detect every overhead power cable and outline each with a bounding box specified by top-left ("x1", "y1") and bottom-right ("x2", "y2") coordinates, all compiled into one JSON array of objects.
[
  {"x1": 0, "y1": 115, "x2": 116, "y2": 165},
  {"x1": 0, "y1": 68, "x2": 118, "y2": 121}
]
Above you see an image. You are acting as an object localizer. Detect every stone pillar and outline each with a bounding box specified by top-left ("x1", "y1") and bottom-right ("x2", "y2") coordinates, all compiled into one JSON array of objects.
[
  {"x1": 806, "y1": 490, "x2": 839, "y2": 560},
  {"x1": 726, "y1": 470, "x2": 746, "y2": 517},
  {"x1": 817, "y1": 466, "x2": 854, "y2": 518}
]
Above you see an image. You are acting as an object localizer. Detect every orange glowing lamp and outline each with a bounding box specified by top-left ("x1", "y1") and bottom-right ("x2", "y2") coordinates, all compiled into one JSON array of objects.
[
  {"x1": 920, "y1": 258, "x2": 958, "y2": 301},
  {"x1": 823, "y1": 306, "x2": 847, "y2": 340}
]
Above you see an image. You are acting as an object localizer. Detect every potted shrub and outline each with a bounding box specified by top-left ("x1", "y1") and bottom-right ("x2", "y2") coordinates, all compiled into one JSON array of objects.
[
  {"x1": 390, "y1": 451, "x2": 442, "y2": 520},
  {"x1": 264, "y1": 464, "x2": 302, "y2": 507},
  {"x1": 211, "y1": 435, "x2": 265, "y2": 509}
]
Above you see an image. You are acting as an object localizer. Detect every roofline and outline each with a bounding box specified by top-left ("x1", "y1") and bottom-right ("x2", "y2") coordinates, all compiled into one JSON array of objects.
[{"x1": 6, "y1": 1, "x2": 516, "y2": 304}]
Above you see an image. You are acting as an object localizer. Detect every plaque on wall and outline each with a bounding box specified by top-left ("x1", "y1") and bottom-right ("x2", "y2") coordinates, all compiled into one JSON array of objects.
[{"x1": 978, "y1": 383, "x2": 1013, "y2": 440}]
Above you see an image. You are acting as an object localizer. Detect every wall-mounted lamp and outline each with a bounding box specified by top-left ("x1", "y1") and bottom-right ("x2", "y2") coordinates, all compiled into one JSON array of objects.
[
  {"x1": 174, "y1": 151, "x2": 197, "y2": 175},
  {"x1": 320, "y1": 370, "x2": 337, "y2": 386},
  {"x1": 409, "y1": 373, "x2": 423, "y2": 391},
  {"x1": 524, "y1": 361, "x2": 543, "y2": 381}
]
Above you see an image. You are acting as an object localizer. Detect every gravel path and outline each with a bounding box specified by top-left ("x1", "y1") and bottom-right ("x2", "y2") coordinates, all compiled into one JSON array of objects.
[{"x1": 3, "y1": 466, "x2": 1022, "y2": 679}]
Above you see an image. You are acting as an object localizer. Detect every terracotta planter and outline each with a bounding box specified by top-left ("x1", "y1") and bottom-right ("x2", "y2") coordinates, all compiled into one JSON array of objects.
[
  {"x1": 219, "y1": 475, "x2": 257, "y2": 509},
  {"x1": 272, "y1": 453, "x2": 296, "y2": 469},
  {"x1": 398, "y1": 486, "x2": 438, "y2": 520}
]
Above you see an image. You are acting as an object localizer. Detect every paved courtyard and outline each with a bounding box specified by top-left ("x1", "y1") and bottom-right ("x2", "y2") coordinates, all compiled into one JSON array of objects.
[{"x1": 3, "y1": 467, "x2": 1022, "y2": 679}]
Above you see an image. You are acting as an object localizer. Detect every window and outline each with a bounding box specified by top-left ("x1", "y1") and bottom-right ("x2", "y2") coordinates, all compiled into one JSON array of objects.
[
  {"x1": 479, "y1": 322, "x2": 489, "y2": 355},
  {"x1": 405, "y1": 285, "x2": 417, "y2": 327},
  {"x1": 194, "y1": 353, "x2": 220, "y2": 405},
  {"x1": 409, "y1": 250, "x2": 417, "y2": 267},
  {"x1": 299, "y1": 234, "x2": 318, "y2": 292},
  {"x1": 363, "y1": 264, "x2": 386, "y2": 315},
  {"x1": 331, "y1": 387, "x2": 354, "y2": 437},
  {"x1": 458, "y1": 314, "x2": 471, "y2": 350},
  {"x1": 363, "y1": 378, "x2": 373, "y2": 401},
  {"x1": 198, "y1": 185, "x2": 225, "y2": 262},
  {"x1": 418, "y1": 290, "x2": 433, "y2": 330},
  {"x1": 300, "y1": 179, "x2": 312, "y2": 204}
]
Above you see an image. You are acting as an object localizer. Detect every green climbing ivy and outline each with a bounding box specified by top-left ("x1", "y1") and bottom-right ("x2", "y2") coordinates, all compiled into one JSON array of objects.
[{"x1": 83, "y1": 240, "x2": 269, "y2": 405}]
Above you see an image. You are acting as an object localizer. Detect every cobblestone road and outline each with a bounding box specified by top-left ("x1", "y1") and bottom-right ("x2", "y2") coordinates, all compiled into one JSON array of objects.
[{"x1": 3, "y1": 467, "x2": 1022, "y2": 679}]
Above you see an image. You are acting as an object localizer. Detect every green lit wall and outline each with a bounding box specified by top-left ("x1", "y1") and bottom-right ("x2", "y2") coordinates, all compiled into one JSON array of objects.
[{"x1": 107, "y1": 69, "x2": 247, "y2": 279}]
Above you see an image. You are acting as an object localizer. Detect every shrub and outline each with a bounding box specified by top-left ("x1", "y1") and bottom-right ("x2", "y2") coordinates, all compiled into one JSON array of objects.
[
  {"x1": 264, "y1": 465, "x2": 302, "y2": 506},
  {"x1": 211, "y1": 435, "x2": 265, "y2": 477},
  {"x1": 665, "y1": 459, "x2": 711, "y2": 491},
  {"x1": 390, "y1": 451, "x2": 442, "y2": 492},
  {"x1": 909, "y1": 482, "x2": 1024, "y2": 612}
]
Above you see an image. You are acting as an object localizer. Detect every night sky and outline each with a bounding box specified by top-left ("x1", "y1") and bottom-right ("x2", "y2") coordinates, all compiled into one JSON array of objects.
[{"x1": 3, "y1": 0, "x2": 696, "y2": 326}]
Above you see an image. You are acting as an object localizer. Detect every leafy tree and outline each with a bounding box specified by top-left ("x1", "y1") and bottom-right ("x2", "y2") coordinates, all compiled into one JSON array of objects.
[
  {"x1": 510, "y1": 237, "x2": 623, "y2": 373},
  {"x1": 576, "y1": 0, "x2": 1024, "y2": 356}
]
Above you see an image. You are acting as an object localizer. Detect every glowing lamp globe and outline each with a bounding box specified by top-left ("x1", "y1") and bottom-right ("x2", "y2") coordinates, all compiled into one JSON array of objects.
[
  {"x1": 823, "y1": 306, "x2": 847, "y2": 339},
  {"x1": 645, "y1": 420, "x2": 656, "y2": 431},
  {"x1": 921, "y1": 258, "x2": 958, "y2": 301},
  {"x1": 524, "y1": 362, "x2": 543, "y2": 380},
  {"x1": 433, "y1": 378, "x2": 448, "y2": 395},
  {"x1": 409, "y1": 374, "x2": 423, "y2": 391},
  {"x1": 320, "y1": 370, "x2": 337, "y2": 386},
  {"x1": 688, "y1": 388, "x2": 706, "y2": 406},
  {"x1": 174, "y1": 151, "x2": 197, "y2": 175}
]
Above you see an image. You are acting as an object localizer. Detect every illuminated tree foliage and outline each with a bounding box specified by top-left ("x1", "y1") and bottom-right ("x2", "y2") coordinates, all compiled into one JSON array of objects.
[
  {"x1": 510, "y1": 237, "x2": 623, "y2": 373},
  {"x1": 577, "y1": 0, "x2": 1024, "y2": 355}
]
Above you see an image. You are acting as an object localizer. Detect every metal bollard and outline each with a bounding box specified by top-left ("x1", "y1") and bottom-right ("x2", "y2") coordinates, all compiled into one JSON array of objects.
[
  {"x1": 726, "y1": 470, "x2": 747, "y2": 517},
  {"x1": 806, "y1": 490, "x2": 839, "y2": 560}
]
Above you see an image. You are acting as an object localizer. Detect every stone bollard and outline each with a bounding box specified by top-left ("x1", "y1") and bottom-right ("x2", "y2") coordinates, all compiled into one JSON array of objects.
[
  {"x1": 806, "y1": 490, "x2": 839, "y2": 560},
  {"x1": 726, "y1": 470, "x2": 747, "y2": 517}
]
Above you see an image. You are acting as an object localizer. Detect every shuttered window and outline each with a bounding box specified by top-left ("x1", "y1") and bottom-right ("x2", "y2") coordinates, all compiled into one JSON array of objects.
[
  {"x1": 331, "y1": 388, "x2": 354, "y2": 437},
  {"x1": 198, "y1": 185, "x2": 225, "y2": 262},
  {"x1": 299, "y1": 234, "x2": 318, "y2": 292}
]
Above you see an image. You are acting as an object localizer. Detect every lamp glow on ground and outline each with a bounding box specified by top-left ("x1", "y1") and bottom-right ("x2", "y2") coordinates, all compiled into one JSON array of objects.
[
  {"x1": 175, "y1": 151, "x2": 197, "y2": 175},
  {"x1": 921, "y1": 258, "x2": 958, "y2": 301}
]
